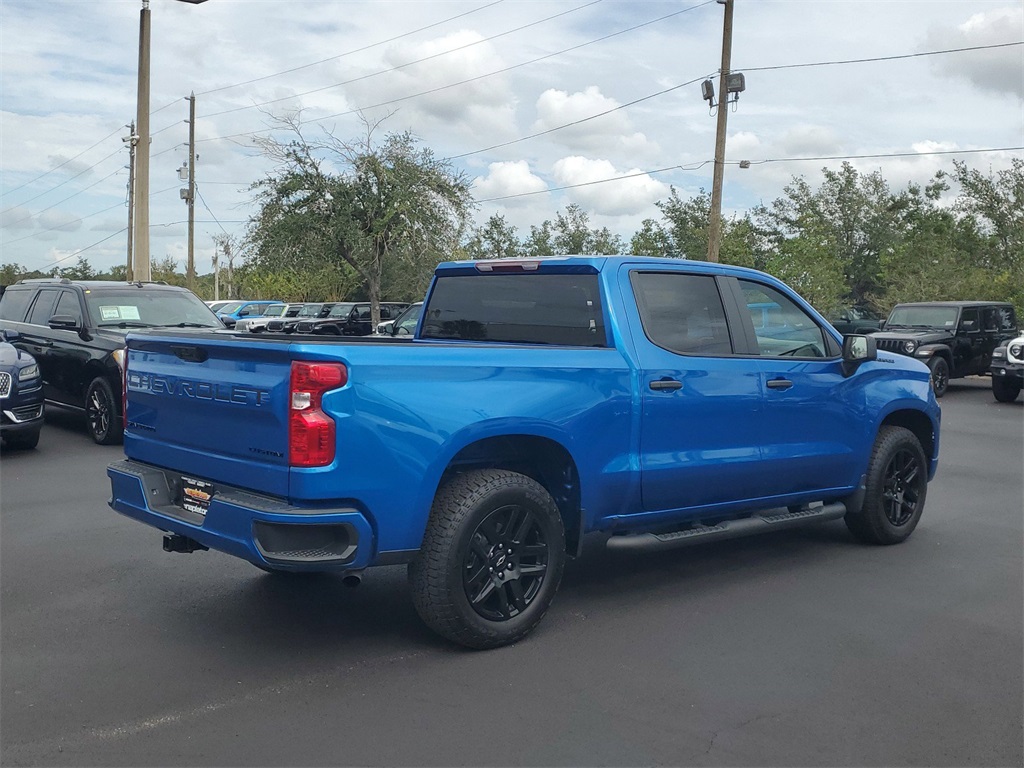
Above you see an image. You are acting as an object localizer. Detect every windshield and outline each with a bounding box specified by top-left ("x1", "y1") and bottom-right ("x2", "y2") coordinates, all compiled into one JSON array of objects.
[
  {"x1": 262, "y1": 305, "x2": 285, "y2": 317},
  {"x1": 886, "y1": 306, "x2": 959, "y2": 329},
  {"x1": 395, "y1": 303, "x2": 423, "y2": 332},
  {"x1": 217, "y1": 302, "x2": 244, "y2": 314},
  {"x1": 297, "y1": 304, "x2": 324, "y2": 317},
  {"x1": 87, "y1": 289, "x2": 221, "y2": 328},
  {"x1": 328, "y1": 303, "x2": 355, "y2": 318}
]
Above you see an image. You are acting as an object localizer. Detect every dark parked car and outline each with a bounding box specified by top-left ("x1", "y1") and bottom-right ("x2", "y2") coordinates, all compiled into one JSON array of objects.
[
  {"x1": 294, "y1": 302, "x2": 410, "y2": 336},
  {"x1": 0, "y1": 329, "x2": 44, "y2": 450},
  {"x1": 871, "y1": 301, "x2": 1018, "y2": 397},
  {"x1": 990, "y1": 333, "x2": 1024, "y2": 403},
  {"x1": 265, "y1": 302, "x2": 336, "y2": 333},
  {"x1": 0, "y1": 279, "x2": 222, "y2": 444},
  {"x1": 826, "y1": 306, "x2": 883, "y2": 335}
]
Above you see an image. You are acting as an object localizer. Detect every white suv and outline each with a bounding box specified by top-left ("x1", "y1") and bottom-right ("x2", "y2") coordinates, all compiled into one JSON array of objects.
[{"x1": 991, "y1": 334, "x2": 1024, "y2": 402}]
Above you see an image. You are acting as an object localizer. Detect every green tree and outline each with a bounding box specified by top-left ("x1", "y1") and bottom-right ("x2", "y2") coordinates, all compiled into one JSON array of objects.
[
  {"x1": 463, "y1": 214, "x2": 521, "y2": 260},
  {"x1": 629, "y1": 219, "x2": 673, "y2": 257},
  {"x1": 58, "y1": 256, "x2": 96, "y2": 280},
  {"x1": 248, "y1": 115, "x2": 474, "y2": 324}
]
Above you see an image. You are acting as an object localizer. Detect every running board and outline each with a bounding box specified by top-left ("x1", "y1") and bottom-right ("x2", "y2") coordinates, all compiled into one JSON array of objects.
[{"x1": 606, "y1": 501, "x2": 848, "y2": 553}]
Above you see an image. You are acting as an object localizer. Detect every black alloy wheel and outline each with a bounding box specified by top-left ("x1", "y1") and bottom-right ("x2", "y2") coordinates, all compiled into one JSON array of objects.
[
  {"x1": 463, "y1": 503, "x2": 550, "y2": 622},
  {"x1": 86, "y1": 377, "x2": 122, "y2": 445},
  {"x1": 845, "y1": 425, "x2": 928, "y2": 545},
  {"x1": 928, "y1": 357, "x2": 949, "y2": 398},
  {"x1": 880, "y1": 447, "x2": 924, "y2": 527},
  {"x1": 409, "y1": 469, "x2": 566, "y2": 649}
]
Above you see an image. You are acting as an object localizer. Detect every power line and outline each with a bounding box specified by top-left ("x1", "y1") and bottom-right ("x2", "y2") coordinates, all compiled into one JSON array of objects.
[
  {"x1": 2, "y1": 185, "x2": 181, "y2": 247},
  {"x1": 740, "y1": 40, "x2": 1023, "y2": 73},
  {"x1": 452, "y1": 75, "x2": 712, "y2": 160},
  {"x1": 289, "y1": 1, "x2": 716, "y2": 134},
  {"x1": 195, "y1": 0, "x2": 712, "y2": 147},
  {"x1": 196, "y1": 0, "x2": 506, "y2": 98},
  {"x1": 1, "y1": 125, "x2": 125, "y2": 198},
  {"x1": 1, "y1": 146, "x2": 124, "y2": 214},
  {"x1": 474, "y1": 146, "x2": 1024, "y2": 203},
  {"x1": 37, "y1": 227, "x2": 128, "y2": 273},
  {"x1": 195, "y1": 184, "x2": 230, "y2": 236},
  {"x1": 453, "y1": 40, "x2": 1023, "y2": 160},
  {"x1": 3, "y1": 164, "x2": 127, "y2": 229},
  {"x1": 199, "y1": 0, "x2": 604, "y2": 119}
]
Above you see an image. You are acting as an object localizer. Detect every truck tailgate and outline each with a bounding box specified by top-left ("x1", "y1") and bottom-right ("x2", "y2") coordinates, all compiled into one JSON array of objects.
[{"x1": 123, "y1": 331, "x2": 293, "y2": 497}]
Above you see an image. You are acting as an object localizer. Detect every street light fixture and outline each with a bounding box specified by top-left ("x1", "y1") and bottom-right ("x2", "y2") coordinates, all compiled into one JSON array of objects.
[{"x1": 132, "y1": 0, "x2": 209, "y2": 283}]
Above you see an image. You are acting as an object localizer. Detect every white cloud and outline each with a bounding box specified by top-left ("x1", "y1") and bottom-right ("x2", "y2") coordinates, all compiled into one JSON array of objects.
[
  {"x1": 551, "y1": 156, "x2": 669, "y2": 216},
  {"x1": 37, "y1": 210, "x2": 82, "y2": 233},
  {"x1": 472, "y1": 161, "x2": 547, "y2": 204},
  {"x1": 925, "y1": 7, "x2": 1024, "y2": 99},
  {"x1": 532, "y1": 86, "x2": 657, "y2": 157}
]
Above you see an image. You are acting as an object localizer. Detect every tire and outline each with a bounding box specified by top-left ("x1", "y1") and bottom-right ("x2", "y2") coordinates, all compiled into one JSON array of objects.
[
  {"x1": 992, "y1": 376, "x2": 1021, "y2": 403},
  {"x1": 5, "y1": 429, "x2": 40, "y2": 450},
  {"x1": 845, "y1": 426, "x2": 928, "y2": 545},
  {"x1": 85, "y1": 377, "x2": 122, "y2": 445},
  {"x1": 409, "y1": 469, "x2": 566, "y2": 649},
  {"x1": 927, "y1": 357, "x2": 949, "y2": 398}
]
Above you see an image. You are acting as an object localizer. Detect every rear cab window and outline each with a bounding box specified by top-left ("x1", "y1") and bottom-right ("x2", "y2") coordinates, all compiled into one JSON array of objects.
[{"x1": 422, "y1": 272, "x2": 607, "y2": 347}]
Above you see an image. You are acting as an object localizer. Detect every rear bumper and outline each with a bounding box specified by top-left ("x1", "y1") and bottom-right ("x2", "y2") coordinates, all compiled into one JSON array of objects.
[{"x1": 107, "y1": 459, "x2": 375, "y2": 571}]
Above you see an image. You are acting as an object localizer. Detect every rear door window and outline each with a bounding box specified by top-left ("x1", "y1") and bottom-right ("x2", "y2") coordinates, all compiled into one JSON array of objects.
[
  {"x1": 27, "y1": 289, "x2": 60, "y2": 326},
  {"x1": 630, "y1": 272, "x2": 732, "y2": 356},
  {"x1": 422, "y1": 273, "x2": 606, "y2": 346}
]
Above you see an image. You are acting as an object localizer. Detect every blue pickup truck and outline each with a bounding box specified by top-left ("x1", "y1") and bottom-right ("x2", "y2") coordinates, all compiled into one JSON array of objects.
[{"x1": 108, "y1": 256, "x2": 940, "y2": 648}]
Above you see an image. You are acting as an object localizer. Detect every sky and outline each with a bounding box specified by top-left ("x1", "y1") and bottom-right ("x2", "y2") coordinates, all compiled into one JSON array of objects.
[{"x1": 1, "y1": 0, "x2": 1022, "y2": 278}]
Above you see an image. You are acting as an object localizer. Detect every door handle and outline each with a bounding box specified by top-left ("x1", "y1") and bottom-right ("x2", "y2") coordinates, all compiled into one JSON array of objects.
[
  {"x1": 649, "y1": 379, "x2": 682, "y2": 391},
  {"x1": 766, "y1": 378, "x2": 793, "y2": 391}
]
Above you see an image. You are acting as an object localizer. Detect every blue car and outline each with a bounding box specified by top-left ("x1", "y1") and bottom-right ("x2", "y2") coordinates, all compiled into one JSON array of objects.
[
  {"x1": 216, "y1": 300, "x2": 280, "y2": 329},
  {"x1": 0, "y1": 329, "x2": 44, "y2": 450}
]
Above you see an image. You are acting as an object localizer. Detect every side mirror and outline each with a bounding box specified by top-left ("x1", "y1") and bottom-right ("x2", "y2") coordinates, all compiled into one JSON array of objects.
[
  {"x1": 379, "y1": 322, "x2": 395, "y2": 335},
  {"x1": 841, "y1": 334, "x2": 877, "y2": 377},
  {"x1": 48, "y1": 314, "x2": 81, "y2": 331},
  {"x1": 1, "y1": 328, "x2": 20, "y2": 342}
]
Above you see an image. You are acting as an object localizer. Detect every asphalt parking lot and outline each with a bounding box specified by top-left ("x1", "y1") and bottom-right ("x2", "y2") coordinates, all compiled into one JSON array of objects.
[{"x1": 1, "y1": 377, "x2": 1021, "y2": 767}]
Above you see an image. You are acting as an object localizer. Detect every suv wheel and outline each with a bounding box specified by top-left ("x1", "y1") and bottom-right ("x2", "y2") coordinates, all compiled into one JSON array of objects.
[
  {"x1": 992, "y1": 376, "x2": 1021, "y2": 403},
  {"x1": 86, "y1": 377, "x2": 122, "y2": 445},
  {"x1": 845, "y1": 426, "x2": 928, "y2": 545},
  {"x1": 927, "y1": 357, "x2": 949, "y2": 398},
  {"x1": 409, "y1": 469, "x2": 566, "y2": 649}
]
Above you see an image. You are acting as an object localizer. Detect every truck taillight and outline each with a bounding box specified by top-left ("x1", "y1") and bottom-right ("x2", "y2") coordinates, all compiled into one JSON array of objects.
[{"x1": 289, "y1": 361, "x2": 347, "y2": 467}]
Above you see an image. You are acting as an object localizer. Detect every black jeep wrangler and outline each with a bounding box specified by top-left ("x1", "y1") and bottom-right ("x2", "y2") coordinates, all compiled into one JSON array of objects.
[{"x1": 871, "y1": 301, "x2": 1018, "y2": 397}]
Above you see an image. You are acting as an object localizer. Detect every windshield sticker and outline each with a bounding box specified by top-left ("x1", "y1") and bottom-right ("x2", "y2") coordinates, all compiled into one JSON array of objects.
[{"x1": 98, "y1": 305, "x2": 142, "y2": 321}]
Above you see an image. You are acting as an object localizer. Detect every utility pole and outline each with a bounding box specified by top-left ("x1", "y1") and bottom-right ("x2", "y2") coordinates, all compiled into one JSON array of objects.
[
  {"x1": 213, "y1": 244, "x2": 219, "y2": 300},
  {"x1": 707, "y1": 0, "x2": 734, "y2": 263},
  {"x1": 133, "y1": 0, "x2": 152, "y2": 281},
  {"x1": 123, "y1": 121, "x2": 137, "y2": 282},
  {"x1": 184, "y1": 92, "x2": 196, "y2": 290},
  {"x1": 225, "y1": 240, "x2": 233, "y2": 299}
]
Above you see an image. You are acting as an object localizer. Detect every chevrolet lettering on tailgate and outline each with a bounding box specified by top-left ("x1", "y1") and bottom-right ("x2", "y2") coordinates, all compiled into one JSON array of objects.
[{"x1": 126, "y1": 372, "x2": 270, "y2": 406}]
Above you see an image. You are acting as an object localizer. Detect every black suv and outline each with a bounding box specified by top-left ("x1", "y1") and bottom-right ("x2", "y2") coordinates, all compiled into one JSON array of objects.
[
  {"x1": 871, "y1": 301, "x2": 1018, "y2": 397},
  {"x1": 295, "y1": 302, "x2": 410, "y2": 336},
  {"x1": 0, "y1": 279, "x2": 221, "y2": 444}
]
